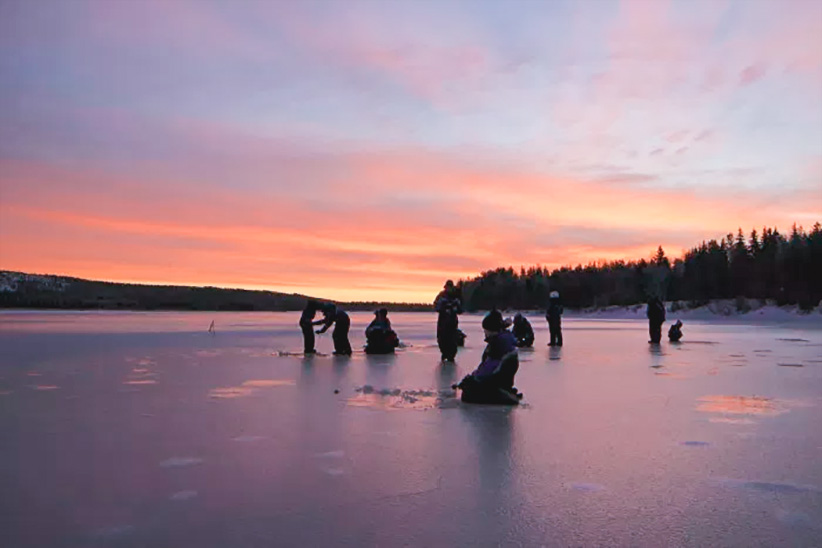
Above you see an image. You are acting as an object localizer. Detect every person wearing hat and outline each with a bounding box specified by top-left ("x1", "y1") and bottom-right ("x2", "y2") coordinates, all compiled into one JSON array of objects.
[
  {"x1": 456, "y1": 309, "x2": 521, "y2": 404},
  {"x1": 512, "y1": 313, "x2": 534, "y2": 348},
  {"x1": 315, "y1": 302, "x2": 352, "y2": 355},
  {"x1": 668, "y1": 319, "x2": 683, "y2": 342},
  {"x1": 365, "y1": 308, "x2": 400, "y2": 354},
  {"x1": 546, "y1": 291, "x2": 563, "y2": 346},
  {"x1": 434, "y1": 280, "x2": 463, "y2": 361}
]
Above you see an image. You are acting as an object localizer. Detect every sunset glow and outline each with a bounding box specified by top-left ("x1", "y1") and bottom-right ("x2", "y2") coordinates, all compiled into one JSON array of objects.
[{"x1": 1, "y1": 0, "x2": 820, "y2": 302}]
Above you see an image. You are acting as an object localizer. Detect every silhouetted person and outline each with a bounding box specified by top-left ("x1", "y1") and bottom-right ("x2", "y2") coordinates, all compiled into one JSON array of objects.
[
  {"x1": 456, "y1": 310, "x2": 521, "y2": 404},
  {"x1": 365, "y1": 308, "x2": 400, "y2": 354},
  {"x1": 316, "y1": 303, "x2": 352, "y2": 355},
  {"x1": 512, "y1": 313, "x2": 534, "y2": 348},
  {"x1": 668, "y1": 319, "x2": 683, "y2": 342},
  {"x1": 546, "y1": 291, "x2": 563, "y2": 346},
  {"x1": 299, "y1": 300, "x2": 319, "y2": 354},
  {"x1": 434, "y1": 280, "x2": 462, "y2": 361},
  {"x1": 647, "y1": 296, "x2": 666, "y2": 344}
]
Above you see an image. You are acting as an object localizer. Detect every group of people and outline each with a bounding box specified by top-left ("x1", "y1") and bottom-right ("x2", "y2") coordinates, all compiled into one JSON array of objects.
[
  {"x1": 300, "y1": 300, "x2": 400, "y2": 356},
  {"x1": 434, "y1": 281, "x2": 565, "y2": 357},
  {"x1": 298, "y1": 282, "x2": 684, "y2": 406},
  {"x1": 646, "y1": 296, "x2": 684, "y2": 343}
]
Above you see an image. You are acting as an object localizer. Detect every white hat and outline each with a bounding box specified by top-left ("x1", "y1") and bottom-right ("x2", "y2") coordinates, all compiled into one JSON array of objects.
[{"x1": 550, "y1": 291, "x2": 559, "y2": 298}]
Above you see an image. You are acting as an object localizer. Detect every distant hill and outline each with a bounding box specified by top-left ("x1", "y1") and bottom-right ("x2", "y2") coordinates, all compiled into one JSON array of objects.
[{"x1": 0, "y1": 271, "x2": 431, "y2": 312}]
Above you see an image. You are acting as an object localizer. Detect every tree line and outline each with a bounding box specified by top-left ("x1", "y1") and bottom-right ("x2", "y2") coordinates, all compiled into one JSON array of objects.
[{"x1": 455, "y1": 223, "x2": 822, "y2": 312}]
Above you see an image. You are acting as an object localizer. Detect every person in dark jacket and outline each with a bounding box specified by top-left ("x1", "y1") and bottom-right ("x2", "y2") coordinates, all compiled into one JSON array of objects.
[
  {"x1": 456, "y1": 310, "x2": 521, "y2": 404},
  {"x1": 668, "y1": 319, "x2": 683, "y2": 342},
  {"x1": 434, "y1": 280, "x2": 462, "y2": 361},
  {"x1": 299, "y1": 300, "x2": 319, "y2": 354},
  {"x1": 365, "y1": 308, "x2": 400, "y2": 354},
  {"x1": 511, "y1": 313, "x2": 534, "y2": 348},
  {"x1": 315, "y1": 303, "x2": 352, "y2": 355},
  {"x1": 647, "y1": 296, "x2": 666, "y2": 344},
  {"x1": 546, "y1": 291, "x2": 563, "y2": 346}
]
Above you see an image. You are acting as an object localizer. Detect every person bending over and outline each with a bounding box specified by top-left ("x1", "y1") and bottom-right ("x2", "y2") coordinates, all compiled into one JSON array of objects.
[{"x1": 315, "y1": 303, "x2": 352, "y2": 356}]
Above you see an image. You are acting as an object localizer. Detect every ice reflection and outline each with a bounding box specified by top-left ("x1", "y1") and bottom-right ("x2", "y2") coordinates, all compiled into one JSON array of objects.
[
  {"x1": 346, "y1": 386, "x2": 457, "y2": 410},
  {"x1": 697, "y1": 395, "x2": 786, "y2": 416},
  {"x1": 209, "y1": 379, "x2": 295, "y2": 399},
  {"x1": 124, "y1": 364, "x2": 157, "y2": 386}
]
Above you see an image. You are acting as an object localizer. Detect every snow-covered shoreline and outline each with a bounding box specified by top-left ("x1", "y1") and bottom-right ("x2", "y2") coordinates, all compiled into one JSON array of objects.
[{"x1": 569, "y1": 299, "x2": 822, "y2": 324}]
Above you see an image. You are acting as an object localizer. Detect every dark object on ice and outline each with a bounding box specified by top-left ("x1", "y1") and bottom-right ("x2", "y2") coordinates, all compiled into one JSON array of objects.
[
  {"x1": 299, "y1": 300, "x2": 320, "y2": 354},
  {"x1": 456, "y1": 310, "x2": 521, "y2": 405},
  {"x1": 315, "y1": 303, "x2": 352, "y2": 356},
  {"x1": 456, "y1": 329, "x2": 466, "y2": 347},
  {"x1": 334, "y1": 389, "x2": 340, "y2": 394},
  {"x1": 647, "y1": 296, "x2": 666, "y2": 344},
  {"x1": 668, "y1": 320, "x2": 683, "y2": 342},
  {"x1": 512, "y1": 313, "x2": 534, "y2": 348},
  {"x1": 435, "y1": 280, "x2": 463, "y2": 361},
  {"x1": 546, "y1": 291, "x2": 563, "y2": 346},
  {"x1": 365, "y1": 308, "x2": 400, "y2": 354}
]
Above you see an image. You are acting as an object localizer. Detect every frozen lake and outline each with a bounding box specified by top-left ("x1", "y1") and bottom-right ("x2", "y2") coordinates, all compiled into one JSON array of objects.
[{"x1": 1, "y1": 311, "x2": 821, "y2": 547}]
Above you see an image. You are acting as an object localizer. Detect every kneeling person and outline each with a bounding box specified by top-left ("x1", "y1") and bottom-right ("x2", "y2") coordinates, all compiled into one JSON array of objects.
[
  {"x1": 457, "y1": 310, "x2": 521, "y2": 405},
  {"x1": 365, "y1": 308, "x2": 400, "y2": 354},
  {"x1": 668, "y1": 320, "x2": 683, "y2": 342},
  {"x1": 512, "y1": 313, "x2": 534, "y2": 348}
]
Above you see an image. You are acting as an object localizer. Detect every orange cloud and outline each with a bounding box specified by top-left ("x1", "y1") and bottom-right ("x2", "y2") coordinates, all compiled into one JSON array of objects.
[{"x1": 2, "y1": 152, "x2": 813, "y2": 302}]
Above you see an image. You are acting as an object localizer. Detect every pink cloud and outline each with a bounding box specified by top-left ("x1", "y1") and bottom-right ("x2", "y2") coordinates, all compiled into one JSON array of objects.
[{"x1": 739, "y1": 64, "x2": 767, "y2": 86}]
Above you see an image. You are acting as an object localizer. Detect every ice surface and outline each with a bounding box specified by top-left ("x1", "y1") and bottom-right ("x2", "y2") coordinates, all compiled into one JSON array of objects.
[{"x1": 1, "y1": 310, "x2": 821, "y2": 547}]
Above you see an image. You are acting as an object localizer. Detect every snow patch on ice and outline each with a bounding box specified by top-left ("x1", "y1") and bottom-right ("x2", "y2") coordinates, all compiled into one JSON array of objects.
[
  {"x1": 209, "y1": 379, "x2": 294, "y2": 399},
  {"x1": 320, "y1": 467, "x2": 345, "y2": 476},
  {"x1": 170, "y1": 490, "x2": 198, "y2": 501},
  {"x1": 160, "y1": 457, "x2": 203, "y2": 468}
]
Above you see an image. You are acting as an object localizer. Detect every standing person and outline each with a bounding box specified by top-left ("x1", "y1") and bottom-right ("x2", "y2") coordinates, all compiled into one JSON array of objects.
[
  {"x1": 365, "y1": 308, "x2": 400, "y2": 354},
  {"x1": 546, "y1": 291, "x2": 563, "y2": 347},
  {"x1": 647, "y1": 296, "x2": 666, "y2": 344},
  {"x1": 434, "y1": 280, "x2": 463, "y2": 362},
  {"x1": 315, "y1": 303, "x2": 352, "y2": 356},
  {"x1": 299, "y1": 300, "x2": 319, "y2": 354},
  {"x1": 512, "y1": 313, "x2": 534, "y2": 348}
]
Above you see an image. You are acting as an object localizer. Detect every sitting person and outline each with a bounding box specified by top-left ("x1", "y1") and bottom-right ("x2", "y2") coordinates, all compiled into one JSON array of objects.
[
  {"x1": 668, "y1": 320, "x2": 683, "y2": 342},
  {"x1": 456, "y1": 310, "x2": 521, "y2": 405},
  {"x1": 511, "y1": 313, "x2": 534, "y2": 348},
  {"x1": 365, "y1": 308, "x2": 400, "y2": 354}
]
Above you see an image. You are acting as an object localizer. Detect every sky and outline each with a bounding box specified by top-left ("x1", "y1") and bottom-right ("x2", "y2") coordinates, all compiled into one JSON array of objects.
[{"x1": 0, "y1": 0, "x2": 820, "y2": 303}]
